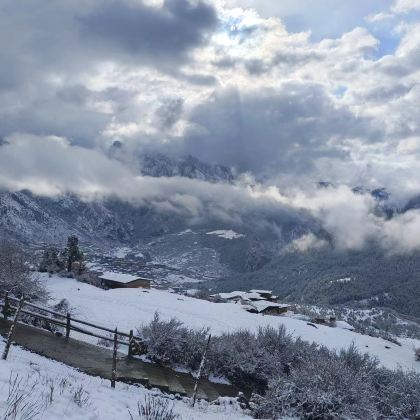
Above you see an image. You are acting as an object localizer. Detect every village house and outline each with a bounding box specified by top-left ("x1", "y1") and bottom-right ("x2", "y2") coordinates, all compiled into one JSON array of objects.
[
  {"x1": 212, "y1": 290, "x2": 274, "y2": 303},
  {"x1": 244, "y1": 301, "x2": 290, "y2": 315},
  {"x1": 210, "y1": 289, "x2": 290, "y2": 315},
  {"x1": 211, "y1": 291, "x2": 256, "y2": 303},
  {"x1": 98, "y1": 271, "x2": 151, "y2": 290}
]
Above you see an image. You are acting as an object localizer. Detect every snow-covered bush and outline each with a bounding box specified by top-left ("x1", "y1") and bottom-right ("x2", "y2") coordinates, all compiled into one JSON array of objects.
[
  {"x1": 39, "y1": 247, "x2": 65, "y2": 274},
  {"x1": 205, "y1": 326, "x2": 318, "y2": 395},
  {"x1": 338, "y1": 343, "x2": 379, "y2": 373},
  {"x1": 139, "y1": 312, "x2": 209, "y2": 371},
  {"x1": 206, "y1": 328, "x2": 284, "y2": 395},
  {"x1": 372, "y1": 368, "x2": 420, "y2": 419},
  {"x1": 140, "y1": 317, "x2": 299, "y2": 395},
  {"x1": 139, "y1": 315, "x2": 420, "y2": 419},
  {"x1": 253, "y1": 346, "x2": 378, "y2": 419},
  {"x1": 207, "y1": 330, "x2": 268, "y2": 394},
  {"x1": 0, "y1": 240, "x2": 46, "y2": 300}
]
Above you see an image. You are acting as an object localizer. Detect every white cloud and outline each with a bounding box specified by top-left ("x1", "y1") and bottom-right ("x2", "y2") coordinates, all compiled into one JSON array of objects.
[
  {"x1": 365, "y1": 12, "x2": 394, "y2": 23},
  {"x1": 285, "y1": 233, "x2": 329, "y2": 253},
  {"x1": 4, "y1": 134, "x2": 420, "y2": 253},
  {"x1": 392, "y1": 0, "x2": 420, "y2": 13},
  {"x1": 2, "y1": 1, "x2": 420, "y2": 254}
]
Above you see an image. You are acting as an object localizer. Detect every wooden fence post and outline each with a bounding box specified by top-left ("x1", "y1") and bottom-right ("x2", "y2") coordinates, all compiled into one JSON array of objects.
[
  {"x1": 192, "y1": 334, "x2": 211, "y2": 407},
  {"x1": 2, "y1": 297, "x2": 24, "y2": 360},
  {"x1": 128, "y1": 329, "x2": 133, "y2": 359},
  {"x1": 2, "y1": 292, "x2": 9, "y2": 320},
  {"x1": 65, "y1": 313, "x2": 71, "y2": 340},
  {"x1": 111, "y1": 328, "x2": 118, "y2": 388}
]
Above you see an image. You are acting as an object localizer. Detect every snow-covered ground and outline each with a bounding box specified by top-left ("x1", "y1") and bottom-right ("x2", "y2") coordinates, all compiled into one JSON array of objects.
[
  {"x1": 329, "y1": 277, "x2": 352, "y2": 285},
  {"x1": 0, "y1": 340, "x2": 247, "y2": 420},
  {"x1": 41, "y1": 275, "x2": 420, "y2": 373},
  {"x1": 206, "y1": 230, "x2": 245, "y2": 239},
  {"x1": 111, "y1": 247, "x2": 132, "y2": 259}
]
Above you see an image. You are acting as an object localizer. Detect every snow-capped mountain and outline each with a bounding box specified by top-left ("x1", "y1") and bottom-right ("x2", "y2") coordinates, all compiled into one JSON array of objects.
[
  {"x1": 139, "y1": 153, "x2": 235, "y2": 183},
  {"x1": 0, "y1": 191, "x2": 134, "y2": 245},
  {"x1": 0, "y1": 153, "x2": 238, "y2": 245},
  {"x1": 3, "y1": 156, "x2": 420, "y2": 317}
]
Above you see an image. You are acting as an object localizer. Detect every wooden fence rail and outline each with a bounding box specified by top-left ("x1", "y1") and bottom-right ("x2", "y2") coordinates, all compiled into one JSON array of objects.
[
  {"x1": 0, "y1": 294, "x2": 148, "y2": 388},
  {"x1": 0, "y1": 297, "x2": 144, "y2": 345}
]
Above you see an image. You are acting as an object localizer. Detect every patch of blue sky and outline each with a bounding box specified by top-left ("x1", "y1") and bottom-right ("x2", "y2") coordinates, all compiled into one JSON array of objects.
[
  {"x1": 373, "y1": 33, "x2": 401, "y2": 58},
  {"x1": 259, "y1": 0, "x2": 395, "y2": 40},
  {"x1": 333, "y1": 86, "x2": 347, "y2": 98}
]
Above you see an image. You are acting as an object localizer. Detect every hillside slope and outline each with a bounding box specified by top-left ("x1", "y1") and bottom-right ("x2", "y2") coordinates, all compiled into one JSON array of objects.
[
  {"x1": 42, "y1": 275, "x2": 420, "y2": 373},
  {"x1": 213, "y1": 246, "x2": 420, "y2": 317}
]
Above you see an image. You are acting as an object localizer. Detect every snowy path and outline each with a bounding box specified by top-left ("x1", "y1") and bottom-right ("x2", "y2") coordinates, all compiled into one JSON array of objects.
[{"x1": 0, "y1": 318, "x2": 236, "y2": 401}]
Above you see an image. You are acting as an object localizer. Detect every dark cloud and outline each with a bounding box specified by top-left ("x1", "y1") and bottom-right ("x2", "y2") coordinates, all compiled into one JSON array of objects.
[
  {"x1": 0, "y1": 0, "x2": 419, "y2": 200},
  {"x1": 182, "y1": 82, "x2": 383, "y2": 175},
  {"x1": 0, "y1": 0, "x2": 218, "y2": 144},
  {"x1": 79, "y1": 0, "x2": 218, "y2": 66},
  {"x1": 0, "y1": 86, "x2": 109, "y2": 147}
]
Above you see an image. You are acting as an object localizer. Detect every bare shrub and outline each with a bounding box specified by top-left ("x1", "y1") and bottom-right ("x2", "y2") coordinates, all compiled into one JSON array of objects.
[
  {"x1": 0, "y1": 240, "x2": 46, "y2": 301},
  {"x1": 3, "y1": 373, "x2": 42, "y2": 420},
  {"x1": 72, "y1": 385, "x2": 90, "y2": 408},
  {"x1": 128, "y1": 395, "x2": 180, "y2": 420}
]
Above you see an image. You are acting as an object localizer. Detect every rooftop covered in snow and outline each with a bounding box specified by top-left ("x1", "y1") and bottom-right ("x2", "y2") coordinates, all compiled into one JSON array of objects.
[
  {"x1": 215, "y1": 291, "x2": 266, "y2": 301},
  {"x1": 248, "y1": 301, "x2": 290, "y2": 313},
  {"x1": 99, "y1": 271, "x2": 144, "y2": 284},
  {"x1": 249, "y1": 289, "x2": 273, "y2": 295}
]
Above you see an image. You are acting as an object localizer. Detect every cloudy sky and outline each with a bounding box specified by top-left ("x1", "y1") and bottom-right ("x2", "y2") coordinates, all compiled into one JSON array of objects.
[{"x1": 2, "y1": 0, "x2": 420, "y2": 250}]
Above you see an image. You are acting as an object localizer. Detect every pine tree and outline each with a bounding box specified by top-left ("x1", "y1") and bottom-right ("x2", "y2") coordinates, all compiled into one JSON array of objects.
[{"x1": 66, "y1": 235, "x2": 84, "y2": 273}]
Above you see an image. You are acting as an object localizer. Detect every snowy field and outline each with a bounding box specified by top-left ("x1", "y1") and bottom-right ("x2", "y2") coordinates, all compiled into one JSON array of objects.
[
  {"x1": 41, "y1": 274, "x2": 420, "y2": 373},
  {"x1": 0, "y1": 340, "x2": 247, "y2": 420}
]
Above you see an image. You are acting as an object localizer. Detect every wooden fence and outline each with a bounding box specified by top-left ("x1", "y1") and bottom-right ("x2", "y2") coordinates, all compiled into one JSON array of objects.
[
  {"x1": 0, "y1": 292, "x2": 147, "y2": 385},
  {"x1": 0, "y1": 293, "x2": 214, "y2": 397}
]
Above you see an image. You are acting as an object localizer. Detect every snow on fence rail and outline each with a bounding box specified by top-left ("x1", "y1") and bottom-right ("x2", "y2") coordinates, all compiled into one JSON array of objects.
[{"x1": 0, "y1": 292, "x2": 145, "y2": 356}]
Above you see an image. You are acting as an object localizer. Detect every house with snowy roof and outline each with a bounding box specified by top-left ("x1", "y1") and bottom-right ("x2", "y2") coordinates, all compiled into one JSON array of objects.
[
  {"x1": 212, "y1": 291, "x2": 267, "y2": 303},
  {"x1": 244, "y1": 301, "x2": 290, "y2": 315},
  {"x1": 215, "y1": 290, "x2": 278, "y2": 302},
  {"x1": 98, "y1": 271, "x2": 151, "y2": 290}
]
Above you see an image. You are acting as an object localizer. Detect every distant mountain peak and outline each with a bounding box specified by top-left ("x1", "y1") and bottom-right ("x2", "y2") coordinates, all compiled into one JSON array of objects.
[{"x1": 139, "y1": 153, "x2": 234, "y2": 183}]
